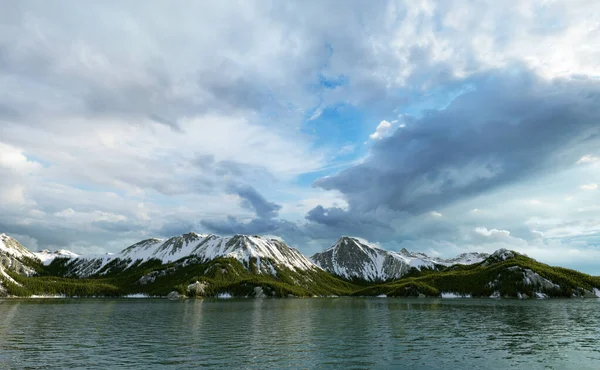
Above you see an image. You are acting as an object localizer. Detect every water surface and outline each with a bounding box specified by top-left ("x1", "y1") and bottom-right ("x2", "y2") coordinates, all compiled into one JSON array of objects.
[{"x1": 1, "y1": 298, "x2": 599, "y2": 369}]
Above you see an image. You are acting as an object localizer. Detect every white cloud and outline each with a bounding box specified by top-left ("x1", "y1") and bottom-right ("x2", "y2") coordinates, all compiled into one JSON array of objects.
[
  {"x1": 309, "y1": 107, "x2": 323, "y2": 121},
  {"x1": 580, "y1": 183, "x2": 598, "y2": 191},
  {"x1": 0, "y1": 143, "x2": 41, "y2": 174},
  {"x1": 429, "y1": 211, "x2": 443, "y2": 217},
  {"x1": 53, "y1": 208, "x2": 76, "y2": 218},
  {"x1": 576, "y1": 155, "x2": 600, "y2": 165},
  {"x1": 369, "y1": 120, "x2": 396, "y2": 140},
  {"x1": 474, "y1": 227, "x2": 511, "y2": 238}
]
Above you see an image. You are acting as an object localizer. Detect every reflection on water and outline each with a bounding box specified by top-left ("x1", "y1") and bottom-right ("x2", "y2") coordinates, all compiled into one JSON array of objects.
[{"x1": 0, "y1": 298, "x2": 599, "y2": 369}]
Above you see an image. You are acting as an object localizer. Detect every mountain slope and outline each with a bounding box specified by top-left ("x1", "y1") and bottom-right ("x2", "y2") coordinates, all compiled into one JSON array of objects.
[
  {"x1": 1, "y1": 233, "x2": 598, "y2": 299},
  {"x1": 0, "y1": 234, "x2": 41, "y2": 295},
  {"x1": 35, "y1": 249, "x2": 80, "y2": 265},
  {"x1": 354, "y1": 249, "x2": 600, "y2": 298},
  {"x1": 0, "y1": 233, "x2": 38, "y2": 276},
  {"x1": 310, "y1": 236, "x2": 489, "y2": 281},
  {"x1": 1, "y1": 232, "x2": 357, "y2": 298},
  {"x1": 1, "y1": 233, "x2": 38, "y2": 261},
  {"x1": 55, "y1": 233, "x2": 317, "y2": 278}
]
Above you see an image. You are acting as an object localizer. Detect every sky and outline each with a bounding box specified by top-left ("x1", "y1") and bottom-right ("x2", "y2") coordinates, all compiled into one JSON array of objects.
[{"x1": 1, "y1": 0, "x2": 600, "y2": 274}]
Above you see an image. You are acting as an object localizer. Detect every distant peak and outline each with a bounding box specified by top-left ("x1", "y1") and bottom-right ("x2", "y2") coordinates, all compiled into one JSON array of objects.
[
  {"x1": 481, "y1": 249, "x2": 521, "y2": 265},
  {"x1": 491, "y1": 248, "x2": 517, "y2": 258},
  {"x1": 335, "y1": 236, "x2": 362, "y2": 245},
  {"x1": 183, "y1": 232, "x2": 201, "y2": 237}
]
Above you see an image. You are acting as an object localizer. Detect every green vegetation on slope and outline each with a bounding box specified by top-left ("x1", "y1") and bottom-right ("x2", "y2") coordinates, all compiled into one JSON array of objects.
[
  {"x1": 353, "y1": 254, "x2": 600, "y2": 298},
  {"x1": 2, "y1": 253, "x2": 599, "y2": 299},
  {"x1": 2, "y1": 256, "x2": 359, "y2": 298}
]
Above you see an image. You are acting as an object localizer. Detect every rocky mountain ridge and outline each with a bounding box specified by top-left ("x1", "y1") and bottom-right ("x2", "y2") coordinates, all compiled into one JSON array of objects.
[
  {"x1": 310, "y1": 236, "x2": 489, "y2": 281},
  {"x1": 1, "y1": 232, "x2": 599, "y2": 299},
  {"x1": 56, "y1": 232, "x2": 317, "y2": 277}
]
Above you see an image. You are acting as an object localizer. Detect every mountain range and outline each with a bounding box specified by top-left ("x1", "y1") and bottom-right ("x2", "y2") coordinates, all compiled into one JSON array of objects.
[
  {"x1": 310, "y1": 236, "x2": 489, "y2": 281},
  {"x1": 1, "y1": 232, "x2": 599, "y2": 299}
]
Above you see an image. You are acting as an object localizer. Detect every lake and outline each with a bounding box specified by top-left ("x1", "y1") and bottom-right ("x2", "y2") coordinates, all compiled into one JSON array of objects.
[{"x1": 0, "y1": 298, "x2": 599, "y2": 369}]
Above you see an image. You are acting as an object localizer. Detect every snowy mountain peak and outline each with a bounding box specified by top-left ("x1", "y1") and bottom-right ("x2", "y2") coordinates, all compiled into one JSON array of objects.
[
  {"x1": 34, "y1": 249, "x2": 80, "y2": 265},
  {"x1": 491, "y1": 248, "x2": 516, "y2": 259},
  {"x1": 0, "y1": 234, "x2": 38, "y2": 277},
  {"x1": 66, "y1": 233, "x2": 318, "y2": 277},
  {"x1": 481, "y1": 249, "x2": 521, "y2": 266},
  {"x1": 311, "y1": 237, "x2": 492, "y2": 281},
  {"x1": 311, "y1": 237, "x2": 424, "y2": 281},
  {"x1": 0, "y1": 233, "x2": 38, "y2": 260}
]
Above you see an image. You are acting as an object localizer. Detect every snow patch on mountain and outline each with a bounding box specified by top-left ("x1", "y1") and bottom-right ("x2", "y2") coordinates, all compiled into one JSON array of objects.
[
  {"x1": 522, "y1": 268, "x2": 561, "y2": 290},
  {"x1": 1, "y1": 233, "x2": 38, "y2": 260},
  {"x1": 118, "y1": 233, "x2": 315, "y2": 270},
  {"x1": 65, "y1": 233, "x2": 318, "y2": 277},
  {"x1": 0, "y1": 234, "x2": 38, "y2": 278},
  {"x1": 493, "y1": 249, "x2": 516, "y2": 260},
  {"x1": 35, "y1": 249, "x2": 80, "y2": 265},
  {"x1": 0, "y1": 265, "x2": 21, "y2": 286},
  {"x1": 311, "y1": 237, "x2": 489, "y2": 282},
  {"x1": 310, "y1": 237, "x2": 417, "y2": 281}
]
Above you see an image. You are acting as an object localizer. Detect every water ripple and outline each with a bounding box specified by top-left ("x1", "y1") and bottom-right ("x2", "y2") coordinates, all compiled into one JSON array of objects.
[{"x1": 0, "y1": 298, "x2": 599, "y2": 369}]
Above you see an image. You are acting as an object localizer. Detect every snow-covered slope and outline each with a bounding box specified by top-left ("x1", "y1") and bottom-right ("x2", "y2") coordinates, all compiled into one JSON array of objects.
[
  {"x1": 443, "y1": 252, "x2": 490, "y2": 265},
  {"x1": 311, "y1": 237, "x2": 489, "y2": 281},
  {"x1": 310, "y1": 237, "x2": 435, "y2": 281},
  {"x1": 481, "y1": 248, "x2": 520, "y2": 266},
  {"x1": 0, "y1": 234, "x2": 38, "y2": 283},
  {"x1": 65, "y1": 233, "x2": 318, "y2": 277},
  {"x1": 120, "y1": 233, "x2": 316, "y2": 269},
  {"x1": 1, "y1": 233, "x2": 38, "y2": 260},
  {"x1": 34, "y1": 249, "x2": 80, "y2": 266}
]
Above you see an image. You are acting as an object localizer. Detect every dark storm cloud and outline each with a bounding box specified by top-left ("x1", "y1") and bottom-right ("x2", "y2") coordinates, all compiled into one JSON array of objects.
[
  {"x1": 309, "y1": 68, "x2": 600, "y2": 231},
  {"x1": 305, "y1": 205, "x2": 392, "y2": 233},
  {"x1": 230, "y1": 184, "x2": 282, "y2": 219},
  {"x1": 201, "y1": 185, "x2": 283, "y2": 235}
]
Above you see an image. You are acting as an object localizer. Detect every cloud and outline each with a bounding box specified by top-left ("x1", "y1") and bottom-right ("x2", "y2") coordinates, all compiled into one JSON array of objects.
[
  {"x1": 311, "y1": 69, "x2": 600, "y2": 231},
  {"x1": 369, "y1": 120, "x2": 396, "y2": 140},
  {"x1": 229, "y1": 184, "x2": 282, "y2": 219},
  {"x1": 580, "y1": 183, "x2": 598, "y2": 191},
  {"x1": 576, "y1": 155, "x2": 600, "y2": 165},
  {"x1": 474, "y1": 227, "x2": 511, "y2": 239},
  {"x1": 1, "y1": 0, "x2": 600, "y2": 269},
  {"x1": 0, "y1": 143, "x2": 42, "y2": 174},
  {"x1": 201, "y1": 185, "x2": 287, "y2": 235}
]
